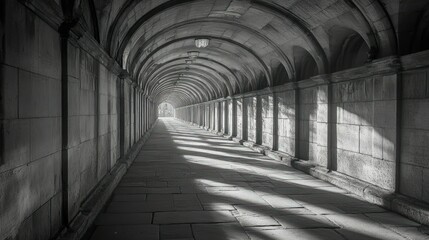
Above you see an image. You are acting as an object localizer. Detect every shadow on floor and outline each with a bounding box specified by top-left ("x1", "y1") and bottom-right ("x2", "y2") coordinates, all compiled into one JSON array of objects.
[{"x1": 85, "y1": 119, "x2": 427, "y2": 240}]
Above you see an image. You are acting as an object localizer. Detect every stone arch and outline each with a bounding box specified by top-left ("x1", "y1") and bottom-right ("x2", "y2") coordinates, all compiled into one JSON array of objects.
[
  {"x1": 293, "y1": 46, "x2": 318, "y2": 81},
  {"x1": 78, "y1": 0, "x2": 100, "y2": 42},
  {"x1": 270, "y1": 59, "x2": 289, "y2": 86},
  {"x1": 329, "y1": 26, "x2": 370, "y2": 72},
  {"x1": 412, "y1": 6, "x2": 429, "y2": 53}
]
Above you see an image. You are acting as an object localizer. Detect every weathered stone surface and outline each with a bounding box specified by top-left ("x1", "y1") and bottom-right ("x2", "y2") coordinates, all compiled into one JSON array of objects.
[
  {"x1": 274, "y1": 214, "x2": 339, "y2": 229},
  {"x1": 236, "y1": 215, "x2": 280, "y2": 227},
  {"x1": 336, "y1": 149, "x2": 395, "y2": 190},
  {"x1": 399, "y1": 164, "x2": 423, "y2": 200},
  {"x1": 90, "y1": 225, "x2": 159, "y2": 240},
  {"x1": 326, "y1": 214, "x2": 407, "y2": 240},
  {"x1": 0, "y1": 64, "x2": 19, "y2": 119},
  {"x1": 88, "y1": 119, "x2": 424, "y2": 240},
  {"x1": 5, "y1": 0, "x2": 429, "y2": 237},
  {"x1": 193, "y1": 223, "x2": 249, "y2": 240},
  {"x1": 246, "y1": 228, "x2": 344, "y2": 240},
  {"x1": 153, "y1": 211, "x2": 236, "y2": 224},
  {"x1": 402, "y1": 71, "x2": 427, "y2": 99},
  {"x1": 337, "y1": 124, "x2": 360, "y2": 152},
  {"x1": 95, "y1": 213, "x2": 152, "y2": 225},
  {"x1": 160, "y1": 224, "x2": 193, "y2": 240}
]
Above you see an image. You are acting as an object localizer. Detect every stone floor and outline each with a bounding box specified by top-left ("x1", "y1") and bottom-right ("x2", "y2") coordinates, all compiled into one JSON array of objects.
[{"x1": 88, "y1": 118, "x2": 428, "y2": 240}]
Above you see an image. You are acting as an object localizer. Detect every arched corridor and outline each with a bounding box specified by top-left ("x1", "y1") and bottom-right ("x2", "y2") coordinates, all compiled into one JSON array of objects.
[{"x1": 1, "y1": 0, "x2": 429, "y2": 239}]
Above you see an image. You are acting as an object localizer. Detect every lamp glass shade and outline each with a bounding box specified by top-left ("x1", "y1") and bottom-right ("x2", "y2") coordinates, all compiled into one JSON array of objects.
[{"x1": 195, "y1": 39, "x2": 209, "y2": 48}]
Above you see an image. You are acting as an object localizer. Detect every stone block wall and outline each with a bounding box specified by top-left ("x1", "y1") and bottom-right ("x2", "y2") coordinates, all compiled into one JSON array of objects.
[
  {"x1": 246, "y1": 97, "x2": 257, "y2": 142},
  {"x1": 175, "y1": 53, "x2": 429, "y2": 207},
  {"x1": 297, "y1": 85, "x2": 328, "y2": 166},
  {"x1": 400, "y1": 64, "x2": 429, "y2": 203},
  {"x1": 221, "y1": 101, "x2": 228, "y2": 134},
  {"x1": 215, "y1": 102, "x2": 220, "y2": 132},
  {"x1": 236, "y1": 99, "x2": 243, "y2": 139},
  {"x1": 332, "y1": 73, "x2": 397, "y2": 190},
  {"x1": 276, "y1": 89, "x2": 296, "y2": 156},
  {"x1": 205, "y1": 104, "x2": 210, "y2": 128},
  {"x1": 0, "y1": 1, "x2": 62, "y2": 238},
  {"x1": 261, "y1": 94, "x2": 274, "y2": 148},
  {"x1": 0, "y1": 1, "x2": 157, "y2": 239},
  {"x1": 228, "y1": 99, "x2": 234, "y2": 136}
]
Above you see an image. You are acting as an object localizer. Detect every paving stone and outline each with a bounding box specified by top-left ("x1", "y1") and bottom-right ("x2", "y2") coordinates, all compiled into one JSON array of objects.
[
  {"x1": 261, "y1": 195, "x2": 302, "y2": 208},
  {"x1": 160, "y1": 224, "x2": 193, "y2": 240},
  {"x1": 153, "y1": 211, "x2": 236, "y2": 224},
  {"x1": 233, "y1": 205, "x2": 314, "y2": 217},
  {"x1": 246, "y1": 228, "x2": 344, "y2": 240},
  {"x1": 326, "y1": 214, "x2": 407, "y2": 240},
  {"x1": 173, "y1": 194, "x2": 203, "y2": 210},
  {"x1": 334, "y1": 203, "x2": 387, "y2": 214},
  {"x1": 272, "y1": 186, "x2": 348, "y2": 195},
  {"x1": 203, "y1": 203, "x2": 236, "y2": 211},
  {"x1": 388, "y1": 227, "x2": 429, "y2": 240},
  {"x1": 180, "y1": 186, "x2": 207, "y2": 193},
  {"x1": 90, "y1": 225, "x2": 159, "y2": 240},
  {"x1": 205, "y1": 186, "x2": 239, "y2": 192},
  {"x1": 111, "y1": 194, "x2": 147, "y2": 202},
  {"x1": 106, "y1": 201, "x2": 174, "y2": 213},
  {"x1": 95, "y1": 213, "x2": 152, "y2": 225},
  {"x1": 366, "y1": 212, "x2": 421, "y2": 227},
  {"x1": 90, "y1": 119, "x2": 421, "y2": 239},
  {"x1": 236, "y1": 216, "x2": 280, "y2": 227},
  {"x1": 291, "y1": 193, "x2": 363, "y2": 205},
  {"x1": 274, "y1": 214, "x2": 339, "y2": 229},
  {"x1": 192, "y1": 223, "x2": 250, "y2": 240},
  {"x1": 302, "y1": 203, "x2": 346, "y2": 215},
  {"x1": 115, "y1": 187, "x2": 181, "y2": 194}
]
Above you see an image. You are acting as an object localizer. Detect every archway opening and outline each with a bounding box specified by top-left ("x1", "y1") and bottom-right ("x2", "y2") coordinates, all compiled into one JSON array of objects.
[{"x1": 158, "y1": 102, "x2": 174, "y2": 117}]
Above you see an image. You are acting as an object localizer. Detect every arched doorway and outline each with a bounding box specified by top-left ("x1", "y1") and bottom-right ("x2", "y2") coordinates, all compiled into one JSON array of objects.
[{"x1": 158, "y1": 102, "x2": 174, "y2": 117}]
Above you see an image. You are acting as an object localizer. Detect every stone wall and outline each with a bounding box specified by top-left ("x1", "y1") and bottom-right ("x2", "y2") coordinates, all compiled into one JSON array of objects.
[
  {"x1": 0, "y1": 1, "x2": 62, "y2": 238},
  {"x1": 297, "y1": 85, "x2": 328, "y2": 167},
  {"x1": 261, "y1": 94, "x2": 274, "y2": 148},
  {"x1": 228, "y1": 99, "x2": 234, "y2": 136},
  {"x1": 246, "y1": 96, "x2": 257, "y2": 143},
  {"x1": 400, "y1": 56, "x2": 429, "y2": 203},
  {"x1": 175, "y1": 52, "x2": 429, "y2": 207},
  {"x1": 332, "y1": 73, "x2": 397, "y2": 190},
  {"x1": 0, "y1": 1, "x2": 157, "y2": 239},
  {"x1": 236, "y1": 99, "x2": 243, "y2": 139},
  {"x1": 276, "y1": 89, "x2": 296, "y2": 156}
]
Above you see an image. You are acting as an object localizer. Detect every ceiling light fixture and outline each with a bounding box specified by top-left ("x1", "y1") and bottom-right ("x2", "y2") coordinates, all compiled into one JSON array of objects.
[
  {"x1": 187, "y1": 51, "x2": 200, "y2": 58},
  {"x1": 195, "y1": 38, "x2": 210, "y2": 48}
]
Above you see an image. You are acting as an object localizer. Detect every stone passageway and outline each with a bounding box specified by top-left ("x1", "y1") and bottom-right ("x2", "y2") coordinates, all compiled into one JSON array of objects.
[
  {"x1": 3, "y1": 1, "x2": 429, "y2": 239},
  {"x1": 89, "y1": 118, "x2": 425, "y2": 240}
]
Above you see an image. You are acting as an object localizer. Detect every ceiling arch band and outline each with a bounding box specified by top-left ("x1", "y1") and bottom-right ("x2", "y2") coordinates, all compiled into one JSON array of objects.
[{"x1": 90, "y1": 0, "x2": 398, "y2": 108}]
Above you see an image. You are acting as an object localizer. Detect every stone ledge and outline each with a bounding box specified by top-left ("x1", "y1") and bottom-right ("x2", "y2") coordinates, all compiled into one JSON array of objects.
[
  {"x1": 223, "y1": 134, "x2": 233, "y2": 140},
  {"x1": 242, "y1": 141, "x2": 270, "y2": 154},
  {"x1": 57, "y1": 121, "x2": 157, "y2": 240},
  {"x1": 264, "y1": 149, "x2": 296, "y2": 166}
]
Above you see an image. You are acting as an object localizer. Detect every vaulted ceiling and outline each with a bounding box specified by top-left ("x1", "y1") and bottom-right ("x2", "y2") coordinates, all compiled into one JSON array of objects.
[{"x1": 70, "y1": 0, "x2": 429, "y2": 107}]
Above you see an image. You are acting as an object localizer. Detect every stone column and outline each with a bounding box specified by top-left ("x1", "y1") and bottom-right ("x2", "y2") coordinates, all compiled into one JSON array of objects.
[
  {"x1": 231, "y1": 98, "x2": 237, "y2": 137},
  {"x1": 118, "y1": 71, "x2": 128, "y2": 160},
  {"x1": 242, "y1": 97, "x2": 248, "y2": 140},
  {"x1": 223, "y1": 100, "x2": 229, "y2": 134},
  {"x1": 256, "y1": 95, "x2": 262, "y2": 145}
]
